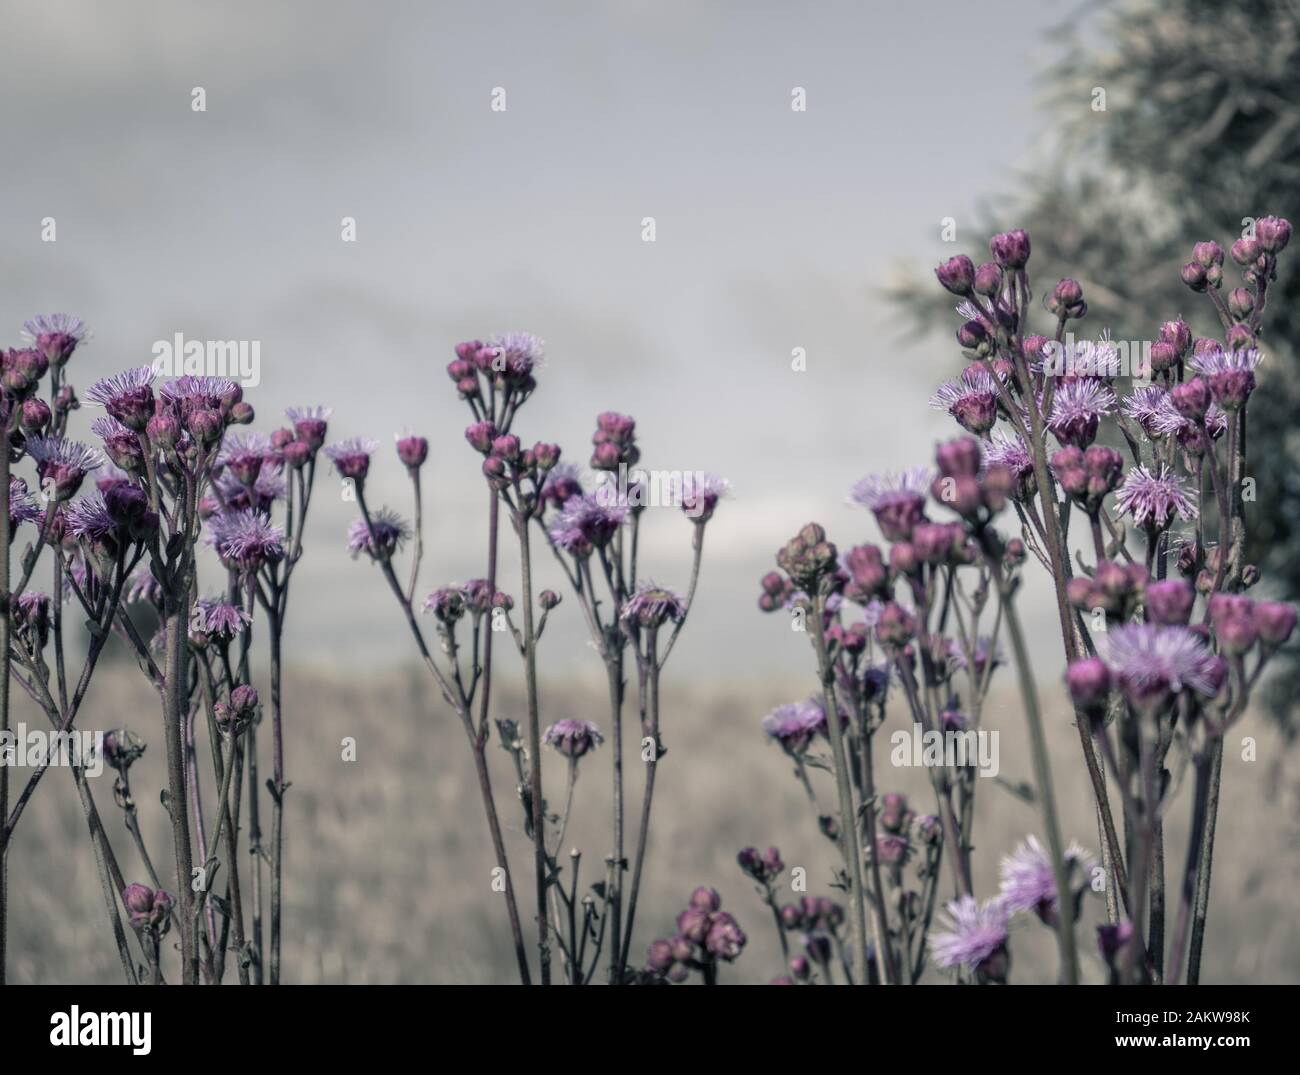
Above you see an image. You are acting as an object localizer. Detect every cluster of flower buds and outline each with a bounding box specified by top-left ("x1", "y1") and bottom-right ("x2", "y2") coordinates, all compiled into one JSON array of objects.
[
  {"x1": 447, "y1": 334, "x2": 543, "y2": 404},
  {"x1": 1066, "y1": 560, "x2": 1149, "y2": 622},
  {"x1": 1182, "y1": 218, "x2": 1290, "y2": 307},
  {"x1": 121, "y1": 883, "x2": 174, "y2": 936},
  {"x1": 1050, "y1": 445, "x2": 1123, "y2": 515},
  {"x1": 1207, "y1": 594, "x2": 1296, "y2": 656},
  {"x1": 736, "y1": 845, "x2": 784, "y2": 885},
  {"x1": 645, "y1": 888, "x2": 747, "y2": 982},
  {"x1": 423, "y1": 579, "x2": 503, "y2": 627},
  {"x1": 590, "y1": 411, "x2": 638, "y2": 472},
  {"x1": 930, "y1": 437, "x2": 1012, "y2": 526},
  {"x1": 775, "y1": 523, "x2": 839, "y2": 592},
  {"x1": 214, "y1": 684, "x2": 259, "y2": 738}
]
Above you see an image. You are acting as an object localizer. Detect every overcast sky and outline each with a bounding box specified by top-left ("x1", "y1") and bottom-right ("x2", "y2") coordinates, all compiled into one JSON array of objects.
[{"x1": 0, "y1": 0, "x2": 1080, "y2": 683}]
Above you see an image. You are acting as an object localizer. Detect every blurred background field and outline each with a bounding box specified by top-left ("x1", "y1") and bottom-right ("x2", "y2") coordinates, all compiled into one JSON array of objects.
[{"x1": 8, "y1": 656, "x2": 1299, "y2": 984}]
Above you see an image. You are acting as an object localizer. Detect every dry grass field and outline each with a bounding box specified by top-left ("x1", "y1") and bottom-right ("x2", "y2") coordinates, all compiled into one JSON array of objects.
[{"x1": 7, "y1": 655, "x2": 1298, "y2": 984}]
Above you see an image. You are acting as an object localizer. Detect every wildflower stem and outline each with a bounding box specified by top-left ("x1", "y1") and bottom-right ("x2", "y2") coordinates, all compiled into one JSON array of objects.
[
  {"x1": 515, "y1": 512, "x2": 551, "y2": 984},
  {"x1": 620, "y1": 631, "x2": 660, "y2": 968},
  {"x1": 268, "y1": 608, "x2": 286, "y2": 985},
  {"x1": 992, "y1": 564, "x2": 1079, "y2": 985},
  {"x1": 809, "y1": 594, "x2": 871, "y2": 985},
  {"x1": 162, "y1": 596, "x2": 199, "y2": 984}
]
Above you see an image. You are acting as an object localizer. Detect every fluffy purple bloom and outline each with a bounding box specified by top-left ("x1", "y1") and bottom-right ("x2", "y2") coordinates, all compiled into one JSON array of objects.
[
  {"x1": 192, "y1": 596, "x2": 252, "y2": 640},
  {"x1": 208, "y1": 509, "x2": 285, "y2": 570},
  {"x1": 929, "y1": 367, "x2": 999, "y2": 435},
  {"x1": 761, "y1": 699, "x2": 841, "y2": 756},
  {"x1": 64, "y1": 492, "x2": 118, "y2": 541},
  {"x1": 1122, "y1": 386, "x2": 1170, "y2": 438},
  {"x1": 26, "y1": 436, "x2": 102, "y2": 501},
  {"x1": 540, "y1": 462, "x2": 583, "y2": 507},
  {"x1": 1046, "y1": 379, "x2": 1115, "y2": 448},
  {"x1": 486, "y1": 332, "x2": 545, "y2": 378},
  {"x1": 285, "y1": 405, "x2": 332, "y2": 450},
  {"x1": 542, "y1": 719, "x2": 603, "y2": 759},
  {"x1": 620, "y1": 582, "x2": 687, "y2": 628},
  {"x1": 348, "y1": 508, "x2": 411, "y2": 561},
  {"x1": 159, "y1": 375, "x2": 239, "y2": 411},
  {"x1": 982, "y1": 430, "x2": 1035, "y2": 497},
  {"x1": 1187, "y1": 347, "x2": 1261, "y2": 409},
  {"x1": 998, "y1": 835, "x2": 1095, "y2": 920},
  {"x1": 217, "y1": 431, "x2": 272, "y2": 486},
  {"x1": 548, "y1": 491, "x2": 628, "y2": 554},
  {"x1": 8, "y1": 478, "x2": 39, "y2": 533},
  {"x1": 676, "y1": 472, "x2": 730, "y2": 522},
  {"x1": 930, "y1": 895, "x2": 1010, "y2": 972},
  {"x1": 848, "y1": 467, "x2": 932, "y2": 542},
  {"x1": 324, "y1": 437, "x2": 378, "y2": 482},
  {"x1": 22, "y1": 313, "x2": 88, "y2": 365},
  {"x1": 1098, "y1": 623, "x2": 1221, "y2": 704},
  {"x1": 215, "y1": 461, "x2": 285, "y2": 512},
  {"x1": 85, "y1": 367, "x2": 156, "y2": 431},
  {"x1": 1115, "y1": 464, "x2": 1197, "y2": 531}
]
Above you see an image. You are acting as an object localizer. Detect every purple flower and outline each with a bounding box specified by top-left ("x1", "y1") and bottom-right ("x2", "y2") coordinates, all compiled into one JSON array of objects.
[
  {"x1": 761, "y1": 699, "x2": 838, "y2": 757},
  {"x1": 8, "y1": 478, "x2": 39, "y2": 534},
  {"x1": 676, "y1": 472, "x2": 730, "y2": 522},
  {"x1": 208, "y1": 509, "x2": 285, "y2": 570},
  {"x1": 486, "y1": 332, "x2": 545, "y2": 379},
  {"x1": 930, "y1": 895, "x2": 1010, "y2": 973},
  {"x1": 217, "y1": 431, "x2": 272, "y2": 486},
  {"x1": 423, "y1": 585, "x2": 469, "y2": 624},
  {"x1": 848, "y1": 467, "x2": 932, "y2": 542},
  {"x1": 324, "y1": 437, "x2": 378, "y2": 483},
  {"x1": 929, "y1": 367, "x2": 999, "y2": 435},
  {"x1": 159, "y1": 375, "x2": 239, "y2": 412},
  {"x1": 64, "y1": 492, "x2": 119, "y2": 541},
  {"x1": 542, "y1": 719, "x2": 603, "y2": 759},
  {"x1": 1115, "y1": 464, "x2": 1197, "y2": 531},
  {"x1": 548, "y1": 491, "x2": 628, "y2": 555},
  {"x1": 91, "y1": 415, "x2": 145, "y2": 473},
  {"x1": 192, "y1": 596, "x2": 252, "y2": 640},
  {"x1": 85, "y1": 367, "x2": 156, "y2": 431},
  {"x1": 621, "y1": 581, "x2": 686, "y2": 629},
  {"x1": 285, "y1": 405, "x2": 332, "y2": 450},
  {"x1": 1187, "y1": 347, "x2": 1261, "y2": 409},
  {"x1": 1098, "y1": 623, "x2": 1220, "y2": 705},
  {"x1": 998, "y1": 835, "x2": 1095, "y2": 922},
  {"x1": 1122, "y1": 386, "x2": 1170, "y2": 438},
  {"x1": 25, "y1": 436, "x2": 102, "y2": 502},
  {"x1": 348, "y1": 508, "x2": 411, "y2": 561},
  {"x1": 121, "y1": 884, "x2": 174, "y2": 934},
  {"x1": 215, "y1": 461, "x2": 285, "y2": 512},
  {"x1": 982, "y1": 430, "x2": 1035, "y2": 498},
  {"x1": 1046, "y1": 379, "x2": 1115, "y2": 448},
  {"x1": 540, "y1": 462, "x2": 583, "y2": 507},
  {"x1": 22, "y1": 313, "x2": 88, "y2": 366},
  {"x1": 704, "y1": 911, "x2": 747, "y2": 960}
]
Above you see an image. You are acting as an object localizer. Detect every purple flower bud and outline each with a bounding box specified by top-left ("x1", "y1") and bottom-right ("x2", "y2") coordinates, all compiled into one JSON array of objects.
[
  {"x1": 973, "y1": 262, "x2": 1003, "y2": 297},
  {"x1": 956, "y1": 319, "x2": 989, "y2": 351},
  {"x1": 1253, "y1": 602, "x2": 1297, "y2": 648},
  {"x1": 1230, "y1": 237, "x2": 1261, "y2": 265},
  {"x1": 1052, "y1": 277, "x2": 1084, "y2": 306},
  {"x1": 935, "y1": 437, "x2": 982, "y2": 479},
  {"x1": 542, "y1": 718, "x2": 603, "y2": 759},
  {"x1": 935, "y1": 255, "x2": 976, "y2": 295},
  {"x1": 1066, "y1": 658, "x2": 1111, "y2": 711},
  {"x1": 990, "y1": 229, "x2": 1031, "y2": 269},
  {"x1": 491, "y1": 434, "x2": 521, "y2": 462},
  {"x1": 1192, "y1": 240, "x2": 1224, "y2": 268},
  {"x1": 1209, "y1": 594, "x2": 1258, "y2": 654},
  {"x1": 1180, "y1": 262, "x2": 1207, "y2": 291},
  {"x1": 1145, "y1": 579, "x2": 1195, "y2": 626},
  {"x1": 1227, "y1": 287, "x2": 1254, "y2": 320},
  {"x1": 396, "y1": 434, "x2": 428, "y2": 470},
  {"x1": 690, "y1": 886, "x2": 721, "y2": 913},
  {"x1": 1255, "y1": 216, "x2": 1291, "y2": 254},
  {"x1": 464, "y1": 421, "x2": 497, "y2": 455},
  {"x1": 1170, "y1": 378, "x2": 1211, "y2": 421}
]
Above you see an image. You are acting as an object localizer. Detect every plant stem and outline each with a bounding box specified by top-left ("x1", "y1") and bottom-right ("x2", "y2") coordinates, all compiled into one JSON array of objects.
[
  {"x1": 809, "y1": 596, "x2": 870, "y2": 984},
  {"x1": 162, "y1": 598, "x2": 198, "y2": 983},
  {"x1": 516, "y1": 513, "x2": 550, "y2": 984}
]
